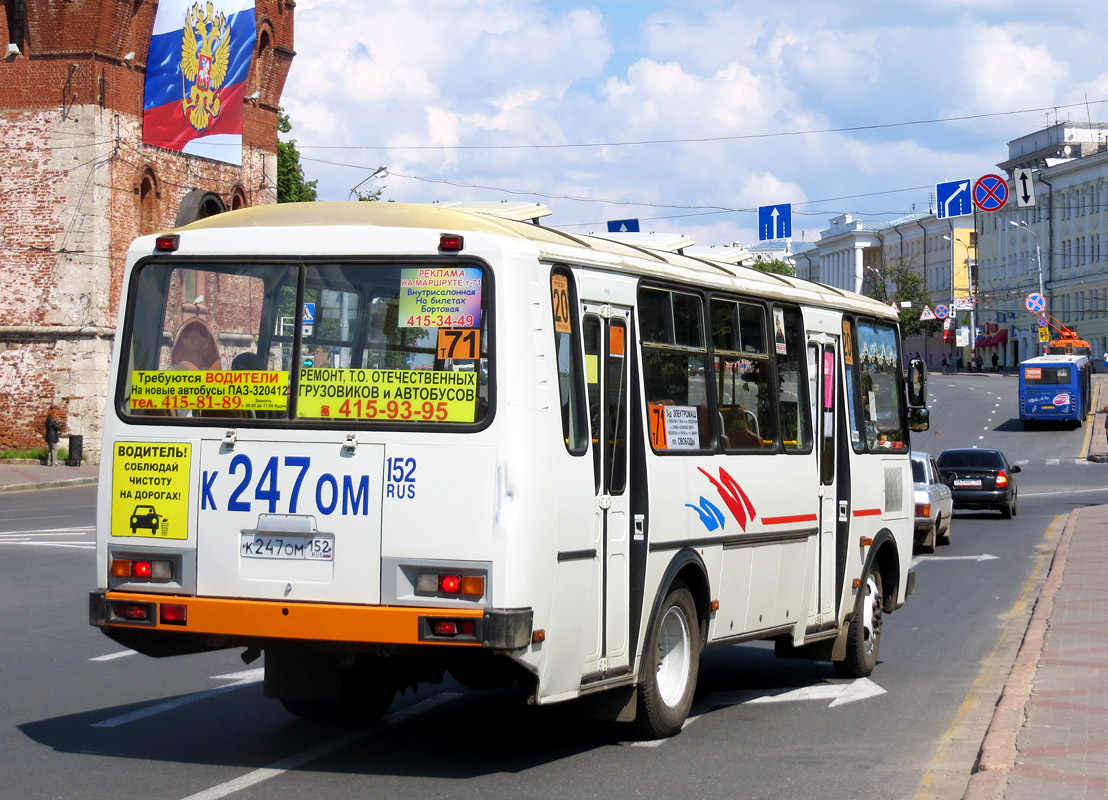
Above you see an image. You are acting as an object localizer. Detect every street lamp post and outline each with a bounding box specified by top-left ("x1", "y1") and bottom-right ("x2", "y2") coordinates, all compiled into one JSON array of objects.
[{"x1": 1010, "y1": 220, "x2": 1045, "y2": 357}]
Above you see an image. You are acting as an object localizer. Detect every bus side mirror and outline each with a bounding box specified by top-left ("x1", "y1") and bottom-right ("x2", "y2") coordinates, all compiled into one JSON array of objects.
[
  {"x1": 908, "y1": 406, "x2": 929, "y2": 432},
  {"x1": 906, "y1": 357, "x2": 927, "y2": 408}
]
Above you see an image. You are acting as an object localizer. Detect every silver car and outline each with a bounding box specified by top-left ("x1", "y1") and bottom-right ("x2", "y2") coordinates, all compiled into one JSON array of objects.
[{"x1": 911, "y1": 452, "x2": 953, "y2": 552}]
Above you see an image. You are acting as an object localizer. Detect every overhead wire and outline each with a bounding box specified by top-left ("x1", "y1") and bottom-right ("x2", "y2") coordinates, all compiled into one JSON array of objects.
[{"x1": 292, "y1": 100, "x2": 1107, "y2": 152}]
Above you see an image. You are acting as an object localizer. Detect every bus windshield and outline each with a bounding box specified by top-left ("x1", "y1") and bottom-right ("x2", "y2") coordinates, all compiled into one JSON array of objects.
[{"x1": 121, "y1": 261, "x2": 491, "y2": 424}]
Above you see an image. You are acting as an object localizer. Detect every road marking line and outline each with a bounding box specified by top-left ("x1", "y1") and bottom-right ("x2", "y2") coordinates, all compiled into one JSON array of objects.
[
  {"x1": 90, "y1": 650, "x2": 137, "y2": 662},
  {"x1": 92, "y1": 674, "x2": 265, "y2": 728},
  {"x1": 177, "y1": 693, "x2": 461, "y2": 800},
  {"x1": 1024, "y1": 486, "x2": 1108, "y2": 497},
  {"x1": 0, "y1": 538, "x2": 95, "y2": 545}
]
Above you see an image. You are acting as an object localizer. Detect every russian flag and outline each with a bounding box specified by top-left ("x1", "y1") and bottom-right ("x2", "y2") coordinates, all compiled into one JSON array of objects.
[{"x1": 143, "y1": 0, "x2": 256, "y2": 165}]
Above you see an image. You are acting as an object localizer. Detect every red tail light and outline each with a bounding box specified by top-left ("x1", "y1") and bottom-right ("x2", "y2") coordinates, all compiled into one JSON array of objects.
[
  {"x1": 434, "y1": 621, "x2": 458, "y2": 636},
  {"x1": 439, "y1": 234, "x2": 464, "y2": 252},
  {"x1": 995, "y1": 471, "x2": 1009, "y2": 487},
  {"x1": 439, "y1": 575, "x2": 462, "y2": 594}
]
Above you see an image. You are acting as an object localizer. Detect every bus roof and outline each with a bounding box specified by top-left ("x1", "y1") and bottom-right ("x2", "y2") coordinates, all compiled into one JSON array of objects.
[
  {"x1": 1020, "y1": 353, "x2": 1090, "y2": 366},
  {"x1": 165, "y1": 202, "x2": 898, "y2": 321}
]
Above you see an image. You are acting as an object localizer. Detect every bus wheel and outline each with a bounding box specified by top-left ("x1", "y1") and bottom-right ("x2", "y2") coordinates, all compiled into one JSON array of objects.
[
  {"x1": 635, "y1": 584, "x2": 699, "y2": 739},
  {"x1": 834, "y1": 564, "x2": 883, "y2": 679}
]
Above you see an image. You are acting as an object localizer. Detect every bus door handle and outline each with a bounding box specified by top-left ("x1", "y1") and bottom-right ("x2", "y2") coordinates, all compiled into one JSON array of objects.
[{"x1": 838, "y1": 500, "x2": 849, "y2": 522}]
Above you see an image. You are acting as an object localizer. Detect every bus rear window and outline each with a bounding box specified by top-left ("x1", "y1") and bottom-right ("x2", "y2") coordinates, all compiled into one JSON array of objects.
[
  {"x1": 121, "y1": 261, "x2": 490, "y2": 425},
  {"x1": 1023, "y1": 366, "x2": 1070, "y2": 385}
]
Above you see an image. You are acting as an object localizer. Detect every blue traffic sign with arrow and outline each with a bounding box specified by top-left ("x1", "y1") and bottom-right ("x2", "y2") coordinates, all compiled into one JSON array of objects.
[
  {"x1": 936, "y1": 179, "x2": 972, "y2": 219},
  {"x1": 607, "y1": 218, "x2": 640, "y2": 233},
  {"x1": 758, "y1": 204, "x2": 791, "y2": 240}
]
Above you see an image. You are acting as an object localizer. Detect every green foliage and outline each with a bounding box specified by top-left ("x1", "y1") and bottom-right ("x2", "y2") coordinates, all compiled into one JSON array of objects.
[
  {"x1": 0, "y1": 448, "x2": 67, "y2": 462},
  {"x1": 353, "y1": 186, "x2": 382, "y2": 202},
  {"x1": 865, "y1": 260, "x2": 938, "y2": 338},
  {"x1": 753, "y1": 259, "x2": 795, "y2": 277},
  {"x1": 277, "y1": 109, "x2": 318, "y2": 203}
]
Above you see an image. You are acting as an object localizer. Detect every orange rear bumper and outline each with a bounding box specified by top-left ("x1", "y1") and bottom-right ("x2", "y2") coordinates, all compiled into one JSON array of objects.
[{"x1": 95, "y1": 591, "x2": 490, "y2": 647}]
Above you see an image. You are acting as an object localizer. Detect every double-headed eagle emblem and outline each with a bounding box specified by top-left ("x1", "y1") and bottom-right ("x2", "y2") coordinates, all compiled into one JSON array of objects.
[{"x1": 180, "y1": 2, "x2": 231, "y2": 132}]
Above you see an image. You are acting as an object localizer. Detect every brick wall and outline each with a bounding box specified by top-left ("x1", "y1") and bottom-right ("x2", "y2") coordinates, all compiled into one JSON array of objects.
[{"x1": 0, "y1": 0, "x2": 294, "y2": 463}]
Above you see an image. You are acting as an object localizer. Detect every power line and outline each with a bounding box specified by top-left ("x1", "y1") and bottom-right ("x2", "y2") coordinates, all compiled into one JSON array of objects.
[
  {"x1": 294, "y1": 100, "x2": 1106, "y2": 152},
  {"x1": 305, "y1": 160, "x2": 934, "y2": 218}
]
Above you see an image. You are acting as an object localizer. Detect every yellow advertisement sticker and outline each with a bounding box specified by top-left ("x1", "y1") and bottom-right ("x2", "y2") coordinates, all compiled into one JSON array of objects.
[
  {"x1": 111, "y1": 442, "x2": 191, "y2": 539},
  {"x1": 130, "y1": 370, "x2": 289, "y2": 412},
  {"x1": 297, "y1": 368, "x2": 478, "y2": 422}
]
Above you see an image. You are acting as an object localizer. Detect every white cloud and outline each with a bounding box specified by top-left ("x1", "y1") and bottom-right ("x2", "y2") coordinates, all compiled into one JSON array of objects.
[
  {"x1": 961, "y1": 27, "x2": 1069, "y2": 111},
  {"x1": 280, "y1": 1, "x2": 1108, "y2": 247}
]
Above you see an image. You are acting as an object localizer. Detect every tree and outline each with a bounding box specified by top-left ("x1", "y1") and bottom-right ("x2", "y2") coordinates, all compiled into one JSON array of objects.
[
  {"x1": 753, "y1": 258, "x2": 795, "y2": 277},
  {"x1": 865, "y1": 260, "x2": 938, "y2": 339},
  {"x1": 276, "y1": 108, "x2": 317, "y2": 203}
]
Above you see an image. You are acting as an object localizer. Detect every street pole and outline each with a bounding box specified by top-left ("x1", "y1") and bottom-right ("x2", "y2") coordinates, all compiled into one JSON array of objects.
[{"x1": 1013, "y1": 220, "x2": 1046, "y2": 357}]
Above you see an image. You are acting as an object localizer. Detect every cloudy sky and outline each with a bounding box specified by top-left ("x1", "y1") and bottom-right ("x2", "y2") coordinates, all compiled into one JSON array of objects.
[{"x1": 280, "y1": 0, "x2": 1108, "y2": 249}]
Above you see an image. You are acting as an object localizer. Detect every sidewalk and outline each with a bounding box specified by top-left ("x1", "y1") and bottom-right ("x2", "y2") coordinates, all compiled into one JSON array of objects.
[
  {"x1": 964, "y1": 504, "x2": 1108, "y2": 800},
  {"x1": 0, "y1": 453, "x2": 1106, "y2": 800},
  {"x1": 0, "y1": 460, "x2": 99, "y2": 493}
]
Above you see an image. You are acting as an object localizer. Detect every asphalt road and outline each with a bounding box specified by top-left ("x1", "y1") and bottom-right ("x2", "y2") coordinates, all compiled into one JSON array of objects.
[{"x1": 3, "y1": 373, "x2": 1103, "y2": 800}]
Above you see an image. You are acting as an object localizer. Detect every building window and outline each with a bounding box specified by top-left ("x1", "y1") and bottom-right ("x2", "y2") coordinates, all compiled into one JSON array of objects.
[
  {"x1": 138, "y1": 169, "x2": 160, "y2": 235},
  {"x1": 5, "y1": 0, "x2": 26, "y2": 50}
]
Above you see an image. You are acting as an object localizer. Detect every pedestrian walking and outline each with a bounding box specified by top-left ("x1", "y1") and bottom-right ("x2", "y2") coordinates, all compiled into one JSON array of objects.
[
  {"x1": 975, "y1": 353, "x2": 983, "y2": 373},
  {"x1": 991, "y1": 352, "x2": 999, "y2": 372},
  {"x1": 44, "y1": 410, "x2": 60, "y2": 467},
  {"x1": 1104, "y1": 406, "x2": 1108, "y2": 448}
]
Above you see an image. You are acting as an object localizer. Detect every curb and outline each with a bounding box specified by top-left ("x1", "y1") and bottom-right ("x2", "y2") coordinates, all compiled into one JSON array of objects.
[
  {"x1": 961, "y1": 508, "x2": 1078, "y2": 800},
  {"x1": 0, "y1": 477, "x2": 98, "y2": 494}
]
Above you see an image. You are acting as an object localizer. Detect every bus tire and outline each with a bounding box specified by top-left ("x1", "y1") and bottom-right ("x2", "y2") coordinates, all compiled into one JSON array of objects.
[
  {"x1": 635, "y1": 584, "x2": 699, "y2": 739},
  {"x1": 833, "y1": 563, "x2": 883, "y2": 679}
]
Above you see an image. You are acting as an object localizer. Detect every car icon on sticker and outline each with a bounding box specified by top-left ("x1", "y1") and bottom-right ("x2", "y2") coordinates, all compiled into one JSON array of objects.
[{"x1": 130, "y1": 505, "x2": 161, "y2": 534}]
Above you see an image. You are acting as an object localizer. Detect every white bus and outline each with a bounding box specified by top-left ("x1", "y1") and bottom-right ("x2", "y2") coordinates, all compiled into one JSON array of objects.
[{"x1": 90, "y1": 202, "x2": 927, "y2": 737}]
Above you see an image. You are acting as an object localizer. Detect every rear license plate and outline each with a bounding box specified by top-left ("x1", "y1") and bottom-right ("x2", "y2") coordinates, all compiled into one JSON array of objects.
[
  {"x1": 240, "y1": 534, "x2": 334, "y2": 561},
  {"x1": 953, "y1": 479, "x2": 982, "y2": 487}
]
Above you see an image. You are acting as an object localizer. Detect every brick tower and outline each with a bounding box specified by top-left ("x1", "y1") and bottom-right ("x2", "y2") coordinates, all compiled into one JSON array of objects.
[{"x1": 0, "y1": 0, "x2": 295, "y2": 463}]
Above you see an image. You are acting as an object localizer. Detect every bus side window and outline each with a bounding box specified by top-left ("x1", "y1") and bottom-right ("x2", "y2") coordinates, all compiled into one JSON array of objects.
[
  {"x1": 710, "y1": 297, "x2": 775, "y2": 451},
  {"x1": 639, "y1": 287, "x2": 711, "y2": 453},
  {"x1": 773, "y1": 305, "x2": 812, "y2": 452},
  {"x1": 854, "y1": 318, "x2": 908, "y2": 451},
  {"x1": 842, "y1": 317, "x2": 865, "y2": 452},
  {"x1": 551, "y1": 269, "x2": 588, "y2": 455},
  {"x1": 584, "y1": 315, "x2": 603, "y2": 490}
]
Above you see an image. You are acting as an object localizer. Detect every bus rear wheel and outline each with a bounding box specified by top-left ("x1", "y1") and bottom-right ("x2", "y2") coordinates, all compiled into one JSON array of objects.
[
  {"x1": 834, "y1": 564, "x2": 883, "y2": 678},
  {"x1": 635, "y1": 585, "x2": 699, "y2": 739}
]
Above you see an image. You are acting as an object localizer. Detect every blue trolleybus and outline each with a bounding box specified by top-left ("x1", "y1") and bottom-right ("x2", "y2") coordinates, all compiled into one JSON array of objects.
[{"x1": 1019, "y1": 354, "x2": 1091, "y2": 427}]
